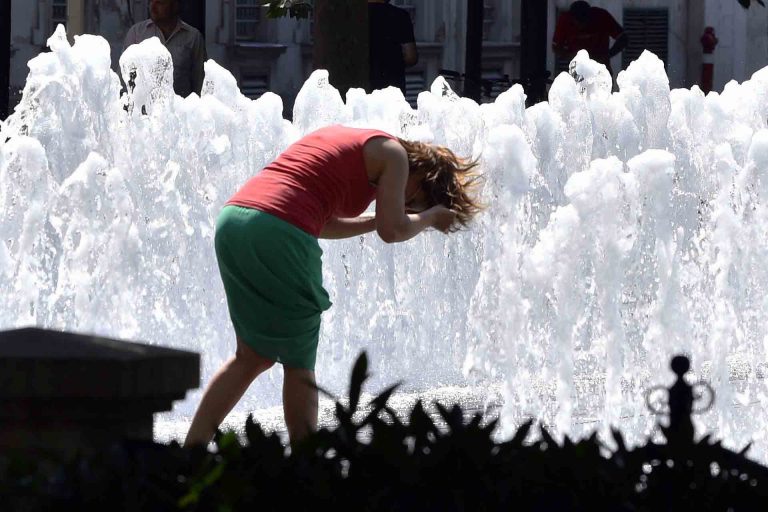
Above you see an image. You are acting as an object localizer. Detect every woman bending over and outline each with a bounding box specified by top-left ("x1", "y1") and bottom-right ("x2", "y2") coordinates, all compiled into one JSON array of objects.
[{"x1": 184, "y1": 125, "x2": 482, "y2": 447}]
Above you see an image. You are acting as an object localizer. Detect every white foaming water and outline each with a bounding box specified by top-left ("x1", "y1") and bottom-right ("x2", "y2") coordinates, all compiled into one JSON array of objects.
[{"x1": 3, "y1": 32, "x2": 768, "y2": 458}]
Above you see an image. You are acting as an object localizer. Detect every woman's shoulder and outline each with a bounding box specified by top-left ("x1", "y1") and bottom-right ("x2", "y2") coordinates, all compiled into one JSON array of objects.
[
  {"x1": 311, "y1": 124, "x2": 395, "y2": 137},
  {"x1": 301, "y1": 125, "x2": 397, "y2": 150},
  {"x1": 362, "y1": 136, "x2": 406, "y2": 181}
]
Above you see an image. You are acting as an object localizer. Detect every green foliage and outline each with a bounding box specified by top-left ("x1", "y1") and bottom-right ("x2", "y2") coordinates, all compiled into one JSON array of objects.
[
  {"x1": 263, "y1": 0, "x2": 312, "y2": 19},
  {"x1": 2, "y1": 352, "x2": 768, "y2": 511},
  {"x1": 264, "y1": 0, "x2": 763, "y2": 16}
]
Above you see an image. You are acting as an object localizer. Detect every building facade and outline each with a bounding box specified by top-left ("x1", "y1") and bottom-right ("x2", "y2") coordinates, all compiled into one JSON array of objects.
[
  {"x1": 6, "y1": 0, "x2": 768, "y2": 116},
  {"x1": 549, "y1": 0, "x2": 768, "y2": 92}
]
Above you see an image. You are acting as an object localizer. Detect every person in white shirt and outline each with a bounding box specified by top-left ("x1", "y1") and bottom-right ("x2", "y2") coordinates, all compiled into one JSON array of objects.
[{"x1": 123, "y1": 0, "x2": 207, "y2": 97}]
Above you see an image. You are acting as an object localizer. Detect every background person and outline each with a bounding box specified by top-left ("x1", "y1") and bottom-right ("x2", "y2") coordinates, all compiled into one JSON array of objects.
[
  {"x1": 552, "y1": 1, "x2": 628, "y2": 77},
  {"x1": 184, "y1": 125, "x2": 482, "y2": 448},
  {"x1": 123, "y1": 0, "x2": 207, "y2": 97},
  {"x1": 368, "y1": 0, "x2": 419, "y2": 94}
]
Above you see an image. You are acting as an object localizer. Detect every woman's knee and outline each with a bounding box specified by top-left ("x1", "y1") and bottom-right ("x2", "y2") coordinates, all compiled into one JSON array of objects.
[
  {"x1": 283, "y1": 366, "x2": 315, "y2": 381},
  {"x1": 235, "y1": 338, "x2": 275, "y2": 372}
]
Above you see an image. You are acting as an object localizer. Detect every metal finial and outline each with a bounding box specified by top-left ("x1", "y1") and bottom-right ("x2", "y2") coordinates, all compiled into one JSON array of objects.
[
  {"x1": 646, "y1": 355, "x2": 714, "y2": 421},
  {"x1": 671, "y1": 355, "x2": 690, "y2": 377}
]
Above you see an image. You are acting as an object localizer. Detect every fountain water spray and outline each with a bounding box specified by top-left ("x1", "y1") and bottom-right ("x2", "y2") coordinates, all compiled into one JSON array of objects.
[{"x1": 3, "y1": 30, "x2": 768, "y2": 459}]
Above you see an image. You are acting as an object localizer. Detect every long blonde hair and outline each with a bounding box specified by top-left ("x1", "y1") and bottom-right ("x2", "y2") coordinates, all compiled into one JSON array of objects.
[{"x1": 397, "y1": 138, "x2": 484, "y2": 232}]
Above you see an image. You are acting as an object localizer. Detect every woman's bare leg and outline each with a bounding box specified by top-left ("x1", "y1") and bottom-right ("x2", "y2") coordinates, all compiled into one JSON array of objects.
[
  {"x1": 184, "y1": 337, "x2": 275, "y2": 447},
  {"x1": 282, "y1": 367, "x2": 318, "y2": 445}
]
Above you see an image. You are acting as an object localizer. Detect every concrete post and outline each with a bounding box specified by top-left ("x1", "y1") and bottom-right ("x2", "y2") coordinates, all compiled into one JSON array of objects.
[
  {"x1": 0, "y1": 328, "x2": 200, "y2": 460},
  {"x1": 67, "y1": 0, "x2": 86, "y2": 38}
]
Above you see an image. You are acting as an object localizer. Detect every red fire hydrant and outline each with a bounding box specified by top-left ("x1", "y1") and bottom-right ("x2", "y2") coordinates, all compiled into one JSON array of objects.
[{"x1": 700, "y1": 27, "x2": 718, "y2": 94}]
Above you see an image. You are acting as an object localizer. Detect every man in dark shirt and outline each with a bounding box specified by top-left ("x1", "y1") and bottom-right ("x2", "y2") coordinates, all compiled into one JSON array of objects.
[
  {"x1": 368, "y1": 0, "x2": 418, "y2": 94},
  {"x1": 552, "y1": 1, "x2": 627, "y2": 76}
]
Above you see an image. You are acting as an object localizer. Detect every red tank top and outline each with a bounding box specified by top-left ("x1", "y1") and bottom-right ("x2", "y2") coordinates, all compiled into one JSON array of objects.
[{"x1": 226, "y1": 125, "x2": 395, "y2": 237}]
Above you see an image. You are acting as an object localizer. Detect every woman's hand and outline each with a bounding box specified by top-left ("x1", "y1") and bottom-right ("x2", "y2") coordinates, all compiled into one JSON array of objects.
[{"x1": 427, "y1": 205, "x2": 457, "y2": 233}]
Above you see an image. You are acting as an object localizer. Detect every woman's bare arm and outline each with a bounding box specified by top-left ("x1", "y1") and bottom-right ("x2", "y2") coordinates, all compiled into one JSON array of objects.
[
  {"x1": 402, "y1": 42, "x2": 418, "y2": 67},
  {"x1": 319, "y1": 214, "x2": 377, "y2": 239},
  {"x1": 365, "y1": 138, "x2": 453, "y2": 243}
]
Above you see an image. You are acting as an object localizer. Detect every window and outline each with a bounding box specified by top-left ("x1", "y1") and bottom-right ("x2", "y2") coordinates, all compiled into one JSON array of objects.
[
  {"x1": 622, "y1": 8, "x2": 669, "y2": 70},
  {"x1": 52, "y1": 0, "x2": 67, "y2": 28},
  {"x1": 483, "y1": 2, "x2": 494, "y2": 40},
  {"x1": 235, "y1": 0, "x2": 261, "y2": 42}
]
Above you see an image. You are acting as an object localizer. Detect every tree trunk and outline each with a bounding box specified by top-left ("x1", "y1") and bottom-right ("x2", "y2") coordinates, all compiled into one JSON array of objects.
[
  {"x1": 465, "y1": 0, "x2": 484, "y2": 102},
  {"x1": 312, "y1": 0, "x2": 369, "y2": 97},
  {"x1": 520, "y1": 0, "x2": 548, "y2": 106}
]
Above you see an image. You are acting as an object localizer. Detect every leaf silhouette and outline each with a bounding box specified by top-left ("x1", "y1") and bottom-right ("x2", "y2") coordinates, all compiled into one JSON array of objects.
[
  {"x1": 611, "y1": 428, "x2": 627, "y2": 454},
  {"x1": 510, "y1": 419, "x2": 534, "y2": 446},
  {"x1": 312, "y1": 381, "x2": 338, "y2": 402},
  {"x1": 244, "y1": 413, "x2": 265, "y2": 446},
  {"x1": 481, "y1": 418, "x2": 499, "y2": 437},
  {"x1": 539, "y1": 423, "x2": 556, "y2": 447},
  {"x1": 348, "y1": 351, "x2": 369, "y2": 414},
  {"x1": 436, "y1": 402, "x2": 465, "y2": 432},
  {"x1": 363, "y1": 382, "x2": 402, "y2": 425},
  {"x1": 335, "y1": 401, "x2": 351, "y2": 426},
  {"x1": 369, "y1": 382, "x2": 401, "y2": 411},
  {"x1": 468, "y1": 413, "x2": 483, "y2": 430},
  {"x1": 409, "y1": 400, "x2": 438, "y2": 440},
  {"x1": 383, "y1": 406, "x2": 405, "y2": 429}
]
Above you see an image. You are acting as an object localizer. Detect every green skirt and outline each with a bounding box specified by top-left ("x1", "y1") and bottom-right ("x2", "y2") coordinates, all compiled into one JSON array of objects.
[{"x1": 214, "y1": 205, "x2": 332, "y2": 370}]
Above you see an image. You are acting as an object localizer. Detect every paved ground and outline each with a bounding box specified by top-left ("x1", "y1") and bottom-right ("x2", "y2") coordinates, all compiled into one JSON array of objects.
[
  {"x1": 154, "y1": 383, "x2": 507, "y2": 446},
  {"x1": 155, "y1": 360, "x2": 768, "y2": 465}
]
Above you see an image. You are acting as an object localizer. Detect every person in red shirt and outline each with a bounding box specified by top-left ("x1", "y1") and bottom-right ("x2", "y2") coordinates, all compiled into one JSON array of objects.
[
  {"x1": 552, "y1": 1, "x2": 628, "y2": 76},
  {"x1": 184, "y1": 125, "x2": 482, "y2": 448}
]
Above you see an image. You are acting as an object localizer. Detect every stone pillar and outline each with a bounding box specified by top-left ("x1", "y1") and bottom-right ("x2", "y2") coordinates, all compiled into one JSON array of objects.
[
  {"x1": 0, "y1": 327, "x2": 200, "y2": 459},
  {"x1": 0, "y1": 0, "x2": 10, "y2": 119}
]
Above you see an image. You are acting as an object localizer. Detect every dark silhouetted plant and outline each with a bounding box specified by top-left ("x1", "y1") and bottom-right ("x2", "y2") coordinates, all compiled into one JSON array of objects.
[{"x1": 2, "y1": 352, "x2": 768, "y2": 511}]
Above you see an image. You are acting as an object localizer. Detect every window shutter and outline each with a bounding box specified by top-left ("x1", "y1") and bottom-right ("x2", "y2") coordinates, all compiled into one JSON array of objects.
[
  {"x1": 52, "y1": 0, "x2": 68, "y2": 29},
  {"x1": 404, "y1": 70, "x2": 425, "y2": 108},
  {"x1": 240, "y1": 72, "x2": 269, "y2": 100},
  {"x1": 622, "y1": 8, "x2": 669, "y2": 70},
  {"x1": 235, "y1": 0, "x2": 262, "y2": 42}
]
